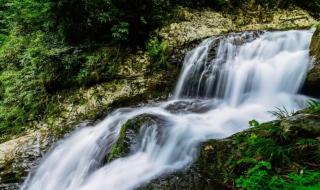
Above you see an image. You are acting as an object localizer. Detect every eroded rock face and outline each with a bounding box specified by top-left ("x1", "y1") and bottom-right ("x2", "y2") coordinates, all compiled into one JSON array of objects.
[
  {"x1": 0, "y1": 121, "x2": 92, "y2": 189},
  {"x1": 304, "y1": 25, "x2": 320, "y2": 97},
  {"x1": 0, "y1": 129, "x2": 52, "y2": 188},
  {"x1": 159, "y1": 7, "x2": 316, "y2": 48}
]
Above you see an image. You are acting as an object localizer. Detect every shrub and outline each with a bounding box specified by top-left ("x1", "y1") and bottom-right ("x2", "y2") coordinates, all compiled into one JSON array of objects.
[
  {"x1": 111, "y1": 22, "x2": 129, "y2": 42},
  {"x1": 76, "y1": 47, "x2": 121, "y2": 86},
  {"x1": 147, "y1": 37, "x2": 169, "y2": 70}
]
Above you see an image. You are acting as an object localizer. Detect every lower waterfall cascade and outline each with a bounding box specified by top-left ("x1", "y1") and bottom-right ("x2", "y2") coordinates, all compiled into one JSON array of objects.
[{"x1": 21, "y1": 29, "x2": 315, "y2": 190}]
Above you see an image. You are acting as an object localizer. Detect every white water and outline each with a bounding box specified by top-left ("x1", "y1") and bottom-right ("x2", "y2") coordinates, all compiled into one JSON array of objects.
[{"x1": 21, "y1": 30, "x2": 314, "y2": 190}]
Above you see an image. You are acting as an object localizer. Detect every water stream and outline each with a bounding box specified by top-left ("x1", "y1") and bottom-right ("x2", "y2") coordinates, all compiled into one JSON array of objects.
[{"x1": 21, "y1": 29, "x2": 314, "y2": 190}]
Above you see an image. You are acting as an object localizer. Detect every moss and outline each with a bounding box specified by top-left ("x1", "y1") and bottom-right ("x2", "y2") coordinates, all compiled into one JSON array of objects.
[{"x1": 107, "y1": 116, "x2": 151, "y2": 162}]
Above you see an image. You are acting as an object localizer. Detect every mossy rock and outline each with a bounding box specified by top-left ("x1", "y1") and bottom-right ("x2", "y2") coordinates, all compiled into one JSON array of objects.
[
  {"x1": 310, "y1": 24, "x2": 320, "y2": 60},
  {"x1": 107, "y1": 115, "x2": 148, "y2": 162},
  {"x1": 107, "y1": 114, "x2": 168, "y2": 162},
  {"x1": 304, "y1": 25, "x2": 320, "y2": 97}
]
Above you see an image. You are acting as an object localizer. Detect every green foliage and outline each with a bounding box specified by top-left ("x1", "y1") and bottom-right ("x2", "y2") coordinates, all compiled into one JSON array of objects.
[
  {"x1": 0, "y1": 0, "x2": 8, "y2": 46},
  {"x1": 111, "y1": 22, "x2": 129, "y2": 42},
  {"x1": 0, "y1": 30, "x2": 123, "y2": 133},
  {"x1": 267, "y1": 124, "x2": 289, "y2": 143},
  {"x1": 76, "y1": 47, "x2": 121, "y2": 85},
  {"x1": 0, "y1": 32, "x2": 57, "y2": 132},
  {"x1": 0, "y1": 34, "x2": 6, "y2": 46},
  {"x1": 1, "y1": 0, "x2": 172, "y2": 44},
  {"x1": 54, "y1": 0, "x2": 173, "y2": 44},
  {"x1": 233, "y1": 117, "x2": 320, "y2": 190},
  {"x1": 307, "y1": 100, "x2": 320, "y2": 113},
  {"x1": 297, "y1": 138, "x2": 318, "y2": 147},
  {"x1": 171, "y1": 0, "x2": 228, "y2": 10},
  {"x1": 236, "y1": 162, "x2": 320, "y2": 190},
  {"x1": 2, "y1": 0, "x2": 319, "y2": 45},
  {"x1": 236, "y1": 161, "x2": 272, "y2": 190},
  {"x1": 245, "y1": 134, "x2": 290, "y2": 165},
  {"x1": 147, "y1": 37, "x2": 170, "y2": 70},
  {"x1": 249, "y1": 119, "x2": 259, "y2": 127},
  {"x1": 0, "y1": 69, "x2": 48, "y2": 133},
  {"x1": 8, "y1": 0, "x2": 55, "y2": 32}
]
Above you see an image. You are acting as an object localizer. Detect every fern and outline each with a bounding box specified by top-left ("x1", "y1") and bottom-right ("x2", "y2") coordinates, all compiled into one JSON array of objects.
[
  {"x1": 307, "y1": 100, "x2": 320, "y2": 113},
  {"x1": 268, "y1": 106, "x2": 294, "y2": 119},
  {"x1": 236, "y1": 162, "x2": 320, "y2": 190},
  {"x1": 147, "y1": 37, "x2": 169, "y2": 70}
]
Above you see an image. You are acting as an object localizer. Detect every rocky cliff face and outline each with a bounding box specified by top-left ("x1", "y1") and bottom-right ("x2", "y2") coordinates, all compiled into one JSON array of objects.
[{"x1": 158, "y1": 6, "x2": 316, "y2": 48}]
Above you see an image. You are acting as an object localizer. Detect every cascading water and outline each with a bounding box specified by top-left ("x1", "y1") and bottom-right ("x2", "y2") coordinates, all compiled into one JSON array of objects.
[{"x1": 21, "y1": 30, "x2": 314, "y2": 190}]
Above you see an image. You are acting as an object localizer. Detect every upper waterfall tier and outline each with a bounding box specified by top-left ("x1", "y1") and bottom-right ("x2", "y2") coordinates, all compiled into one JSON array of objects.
[{"x1": 173, "y1": 30, "x2": 313, "y2": 107}]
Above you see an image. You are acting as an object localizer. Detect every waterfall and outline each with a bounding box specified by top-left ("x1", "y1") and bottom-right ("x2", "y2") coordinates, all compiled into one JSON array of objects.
[{"x1": 21, "y1": 30, "x2": 314, "y2": 190}]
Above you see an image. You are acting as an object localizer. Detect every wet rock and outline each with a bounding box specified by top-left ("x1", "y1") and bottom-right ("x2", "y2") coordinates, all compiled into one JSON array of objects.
[
  {"x1": 164, "y1": 100, "x2": 220, "y2": 114},
  {"x1": 0, "y1": 121, "x2": 90, "y2": 189},
  {"x1": 304, "y1": 25, "x2": 320, "y2": 97},
  {"x1": 0, "y1": 130, "x2": 51, "y2": 189},
  {"x1": 138, "y1": 167, "x2": 233, "y2": 190},
  {"x1": 281, "y1": 113, "x2": 320, "y2": 138},
  {"x1": 107, "y1": 114, "x2": 169, "y2": 162}
]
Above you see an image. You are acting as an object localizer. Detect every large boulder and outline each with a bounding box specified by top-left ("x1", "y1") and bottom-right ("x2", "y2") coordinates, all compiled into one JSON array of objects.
[
  {"x1": 304, "y1": 25, "x2": 320, "y2": 97},
  {"x1": 0, "y1": 129, "x2": 55, "y2": 189}
]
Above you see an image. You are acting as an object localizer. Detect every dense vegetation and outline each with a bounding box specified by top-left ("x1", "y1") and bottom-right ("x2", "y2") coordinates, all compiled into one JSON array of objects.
[{"x1": 0, "y1": 0, "x2": 319, "y2": 137}]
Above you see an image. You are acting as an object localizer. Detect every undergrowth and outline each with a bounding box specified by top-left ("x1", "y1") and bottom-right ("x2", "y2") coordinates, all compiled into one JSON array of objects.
[
  {"x1": 236, "y1": 162, "x2": 320, "y2": 190},
  {"x1": 233, "y1": 110, "x2": 320, "y2": 190}
]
